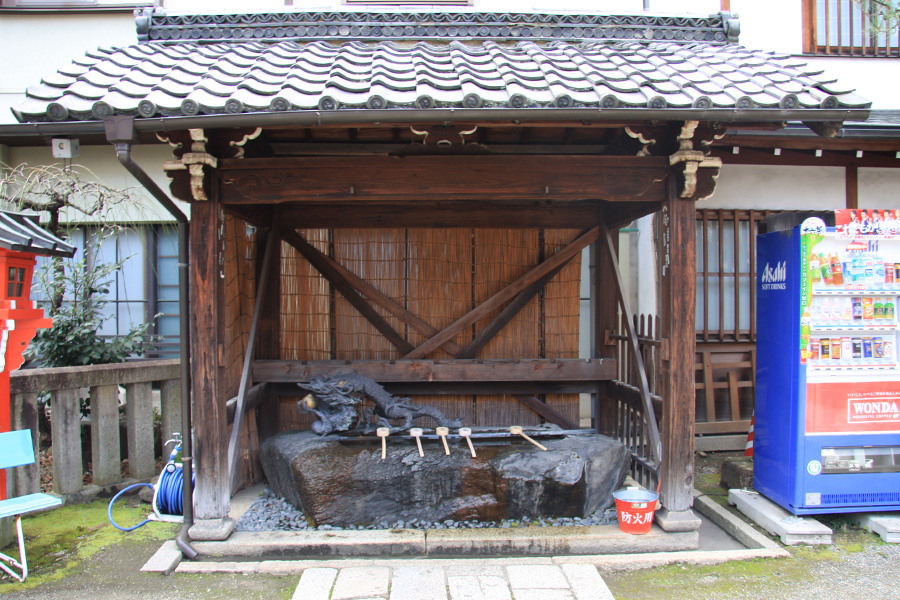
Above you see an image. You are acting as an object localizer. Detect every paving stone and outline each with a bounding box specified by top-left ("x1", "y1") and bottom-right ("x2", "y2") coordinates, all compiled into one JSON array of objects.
[
  {"x1": 331, "y1": 566, "x2": 390, "y2": 600},
  {"x1": 506, "y1": 564, "x2": 569, "y2": 589},
  {"x1": 292, "y1": 568, "x2": 338, "y2": 600},
  {"x1": 445, "y1": 565, "x2": 506, "y2": 577},
  {"x1": 390, "y1": 566, "x2": 448, "y2": 600},
  {"x1": 513, "y1": 590, "x2": 575, "y2": 600},
  {"x1": 448, "y1": 575, "x2": 512, "y2": 600},
  {"x1": 561, "y1": 564, "x2": 615, "y2": 600}
]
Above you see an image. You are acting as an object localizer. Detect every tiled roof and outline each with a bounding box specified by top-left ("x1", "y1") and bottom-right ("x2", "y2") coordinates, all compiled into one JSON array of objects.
[
  {"x1": 136, "y1": 9, "x2": 741, "y2": 45},
  {"x1": 0, "y1": 212, "x2": 76, "y2": 258},
  {"x1": 13, "y1": 39, "x2": 871, "y2": 124}
]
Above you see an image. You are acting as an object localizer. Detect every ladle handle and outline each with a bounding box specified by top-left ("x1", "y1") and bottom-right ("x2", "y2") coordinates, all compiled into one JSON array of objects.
[
  {"x1": 519, "y1": 432, "x2": 548, "y2": 451},
  {"x1": 415, "y1": 436, "x2": 424, "y2": 457},
  {"x1": 465, "y1": 436, "x2": 476, "y2": 458}
]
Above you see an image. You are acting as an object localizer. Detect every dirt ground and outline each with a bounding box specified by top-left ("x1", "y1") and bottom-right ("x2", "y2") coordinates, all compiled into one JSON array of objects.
[{"x1": 3, "y1": 450, "x2": 899, "y2": 600}]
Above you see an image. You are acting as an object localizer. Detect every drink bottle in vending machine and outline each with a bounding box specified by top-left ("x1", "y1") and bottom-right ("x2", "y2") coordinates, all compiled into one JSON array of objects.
[{"x1": 755, "y1": 210, "x2": 900, "y2": 515}]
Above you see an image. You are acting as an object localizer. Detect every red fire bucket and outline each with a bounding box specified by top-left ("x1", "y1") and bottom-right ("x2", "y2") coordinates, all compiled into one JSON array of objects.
[{"x1": 613, "y1": 489, "x2": 659, "y2": 535}]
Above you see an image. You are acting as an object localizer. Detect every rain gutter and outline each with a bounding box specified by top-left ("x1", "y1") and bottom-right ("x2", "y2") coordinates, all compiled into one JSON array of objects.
[
  {"x1": 0, "y1": 107, "x2": 873, "y2": 141},
  {"x1": 102, "y1": 116, "x2": 198, "y2": 561}
]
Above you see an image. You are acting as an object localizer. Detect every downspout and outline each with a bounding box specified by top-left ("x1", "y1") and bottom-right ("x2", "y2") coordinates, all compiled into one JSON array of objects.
[{"x1": 104, "y1": 116, "x2": 198, "y2": 560}]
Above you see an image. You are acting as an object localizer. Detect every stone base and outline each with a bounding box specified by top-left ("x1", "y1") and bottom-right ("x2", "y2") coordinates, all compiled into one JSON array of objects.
[
  {"x1": 260, "y1": 428, "x2": 632, "y2": 528},
  {"x1": 190, "y1": 517, "x2": 236, "y2": 541},
  {"x1": 720, "y1": 457, "x2": 753, "y2": 490},
  {"x1": 654, "y1": 508, "x2": 701, "y2": 532}
]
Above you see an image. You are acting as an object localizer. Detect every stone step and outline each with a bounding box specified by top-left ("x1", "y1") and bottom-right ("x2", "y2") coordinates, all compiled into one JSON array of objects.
[
  {"x1": 728, "y1": 489, "x2": 832, "y2": 546},
  {"x1": 188, "y1": 523, "x2": 698, "y2": 559}
]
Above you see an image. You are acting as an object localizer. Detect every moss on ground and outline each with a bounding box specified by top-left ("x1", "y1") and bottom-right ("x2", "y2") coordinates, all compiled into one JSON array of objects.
[{"x1": 0, "y1": 498, "x2": 296, "y2": 599}]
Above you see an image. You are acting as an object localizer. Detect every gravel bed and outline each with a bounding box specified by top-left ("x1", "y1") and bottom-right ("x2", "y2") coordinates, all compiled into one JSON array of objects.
[{"x1": 235, "y1": 487, "x2": 619, "y2": 532}]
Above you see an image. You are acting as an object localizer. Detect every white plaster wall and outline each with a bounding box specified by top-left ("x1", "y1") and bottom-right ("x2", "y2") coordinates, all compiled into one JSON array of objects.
[
  {"x1": 0, "y1": 13, "x2": 138, "y2": 125},
  {"x1": 731, "y1": 0, "x2": 803, "y2": 55},
  {"x1": 858, "y1": 168, "x2": 900, "y2": 209},
  {"x1": 5, "y1": 143, "x2": 185, "y2": 223},
  {"x1": 699, "y1": 164, "x2": 848, "y2": 210}
]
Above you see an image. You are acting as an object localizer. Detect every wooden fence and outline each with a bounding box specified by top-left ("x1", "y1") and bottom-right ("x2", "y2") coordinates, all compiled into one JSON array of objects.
[
  {"x1": 608, "y1": 313, "x2": 663, "y2": 490},
  {"x1": 6, "y1": 360, "x2": 181, "y2": 502}
]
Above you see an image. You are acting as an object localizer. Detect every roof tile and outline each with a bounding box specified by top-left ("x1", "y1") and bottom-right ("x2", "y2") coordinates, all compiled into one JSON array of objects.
[{"x1": 14, "y1": 39, "x2": 871, "y2": 122}]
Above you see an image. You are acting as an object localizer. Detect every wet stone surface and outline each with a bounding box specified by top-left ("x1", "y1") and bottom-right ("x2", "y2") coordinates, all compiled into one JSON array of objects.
[{"x1": 258, "y1": 428, "x2": 631, "y2": 528}]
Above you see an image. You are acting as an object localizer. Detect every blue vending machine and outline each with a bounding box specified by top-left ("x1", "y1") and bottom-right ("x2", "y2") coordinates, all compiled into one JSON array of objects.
[{"x1": 755, "y1": 210, "x2": 900, "y2": 515}]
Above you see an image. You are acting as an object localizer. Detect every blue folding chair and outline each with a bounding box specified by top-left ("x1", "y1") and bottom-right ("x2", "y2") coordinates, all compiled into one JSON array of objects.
[{"x1": 0, "y1": 429, "x2": 62, "y2": 582}]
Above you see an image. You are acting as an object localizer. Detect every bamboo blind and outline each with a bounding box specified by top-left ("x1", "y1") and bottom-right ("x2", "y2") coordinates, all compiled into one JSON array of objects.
[{"x1": 277, "y1": 227, "x2": 582, "y2": 430}]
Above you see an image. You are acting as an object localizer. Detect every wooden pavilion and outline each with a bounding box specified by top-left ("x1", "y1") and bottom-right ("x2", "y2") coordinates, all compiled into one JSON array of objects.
[{"x1": 9, "y1": 10, "x2": 871, "y2": 540}]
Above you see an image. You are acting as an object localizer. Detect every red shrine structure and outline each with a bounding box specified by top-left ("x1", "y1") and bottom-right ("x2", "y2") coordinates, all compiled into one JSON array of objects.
[{"x1": 0, "y1": 212, "x2": 75, "y2": 500}]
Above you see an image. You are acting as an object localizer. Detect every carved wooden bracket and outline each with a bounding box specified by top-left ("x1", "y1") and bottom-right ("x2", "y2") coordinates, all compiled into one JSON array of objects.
[
  {"x1": 401, "y1": 124, "x2": 488, "y2": 154},
  {"x1": 668, "y1": 121, "x2": 722, "y2": 200},
  {"x1": 163, "y1": 129, "x2": 218, "y2": 201}
]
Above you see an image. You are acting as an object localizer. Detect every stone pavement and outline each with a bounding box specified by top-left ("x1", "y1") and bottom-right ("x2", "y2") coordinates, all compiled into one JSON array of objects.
[{"x1": 291, "y1": 562, "x2": 615, "y2": 600}]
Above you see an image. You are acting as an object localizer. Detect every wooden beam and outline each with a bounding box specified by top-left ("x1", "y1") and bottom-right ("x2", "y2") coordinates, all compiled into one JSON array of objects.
[
  {"x1": 657, "y1": 173, "x2": 698, "y2": 514},
  {"x1": 846, "y1": 165, "x2": 859, "y2": 209},
  {"x1": 593, "y1": 230, "x2": 620, "y2": 437},
  {"x1": 190, "y1": 189, "x2": 230, "y2": 521},
  {"x1": 275, "y1": 201, "x2": 608, "y2": 229},
  {"x1": 512, "y1": 395, "x2": 579, "y2": 430},
  {"x1": 226, "y1": 383, "x2": 269, "y2": 426},
  {"x1": 281, "y1": 227, "x2": 466, "y2": 357},
  {"x1": 255, "y1": 221, "x2": 282, "y2": 442},
  {"x1": 712, "y1": 147, "x2": 900, "y2": 168},
  {"x1": 457, "y1": 263, "x2": 566, "y2": 359},
  {"x1": 281, "y1": 228, "x2": 415, "y2": 355},
  {"x1": 252, "y1": 358, "x2": 616, "y2": 383},
  {"x1": 219, "y1": 155, "x2": 670, "y2": 204},
  {"x1": 268, "y1": 381, "x2": 602, "y2": 396},
  {"x1": 404, "y1": 226, "x2": 601, "y2": 359},
  {"x1": 713, "y1": 135, "x2": 900, "y2": 153}
]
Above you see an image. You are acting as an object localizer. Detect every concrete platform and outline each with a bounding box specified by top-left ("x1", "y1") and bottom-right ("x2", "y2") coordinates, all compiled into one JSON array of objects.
[
  {"x1": 728, "y1": 488, "x2": 832, "y2": 546},
  {"x1": 851, "y1": 513, "x2": 900, "y2": 543}
]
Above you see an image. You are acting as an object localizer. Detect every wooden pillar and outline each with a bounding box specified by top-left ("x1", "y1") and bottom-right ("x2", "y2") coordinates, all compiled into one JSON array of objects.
[
  {"x1": 657, "y1": 173, "x2": 698, "y2": 517},
  {"x1": 255, "y1": 222, "x2": 281, "y2": 442},
  {"x1": 845, "y1": 165, "x2": 858, "y2": 209},
  {"x1": 591, "y1": 230, "x2": 619, "y2": 437},
  {"x1": 189, "y1": 188, "x2": 232, "y2": 532}
]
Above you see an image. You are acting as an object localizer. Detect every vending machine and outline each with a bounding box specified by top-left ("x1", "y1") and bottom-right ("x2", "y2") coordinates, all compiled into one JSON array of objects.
[{"x1": 755, "y1": 209, "x2": 900, "y2": 515}]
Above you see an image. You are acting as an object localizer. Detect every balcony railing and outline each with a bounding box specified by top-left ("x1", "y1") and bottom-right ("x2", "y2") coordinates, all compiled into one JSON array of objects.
[{"x1": 805, "y1": 0, "x2": 900, "y2": 57}]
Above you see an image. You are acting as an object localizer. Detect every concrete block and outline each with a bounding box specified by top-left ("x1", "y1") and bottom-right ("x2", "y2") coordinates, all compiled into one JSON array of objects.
[
  {"x1": 192, "y1": 529, "x2": 426, "y2": 558},
  {"x1": 331, "y1": 566, "x2": 389, "y2": 600},
  {"x1": 291, "y1": 567, "x2": 337, "y2": 600},
  {"x1": 512, "y1": 590, "x2": 574, "y2": 600},
  {"x1": 447, "y1": 575, "x2": 512, "y2": 600},
  {"x1": 695, "y1": 435, "x2": 747, "y2": 452},
  {"x1": 720, "y1": 457, "x2": 753, "y2": 490},
  {"x1": 560, "y1": 564, "x2": 615, "y2": 600},
  {"x1": 425, "y1": 524, "x2": 697, "y2": 556},
  {"x1": 506, "y1": 565, "x2": 569, "y2": 589},
  {"x1": 851, "y1": 513, "x2": 900, "y2": 543},
  {"x1": 390, "y1": 566, "x2": 448, "y2": 600},
  {"x1": 141, "y1": 540, "x2": 182, "y2": 575},
  {"x1": 728, "y1": 489, "x2": 832, "y2": 545},
  {"x1": 654, "y1": 508, "x2": 701, "y2": 532},
  {"x1": 693, "y1": 490, "x2": 782, "y2": 551},
  {"x1": 189, "y1": 517, "x2": 236, "y2": 541}
]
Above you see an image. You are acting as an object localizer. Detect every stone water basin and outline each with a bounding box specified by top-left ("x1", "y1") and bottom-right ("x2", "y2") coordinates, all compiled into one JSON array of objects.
[{"x1": 260, "y1": 426, "x2": 631, "y2": 528}]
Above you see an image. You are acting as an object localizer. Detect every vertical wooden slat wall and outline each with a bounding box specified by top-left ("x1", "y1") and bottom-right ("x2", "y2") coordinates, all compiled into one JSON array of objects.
[
  {"x1": 543, "y1": 229, "x2": 585, "y2": 427},
  {"x1": 271, "y1": 228, "x2": 582, "y2": 432},
  {"x1": 406, "y1": 228, "x2": 474, "y2": 426}
]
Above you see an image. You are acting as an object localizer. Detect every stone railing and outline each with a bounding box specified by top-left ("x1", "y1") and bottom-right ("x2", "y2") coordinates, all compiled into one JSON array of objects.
[{"x1": 8, "y1": 360, "x2": 181, "y2": 503}]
